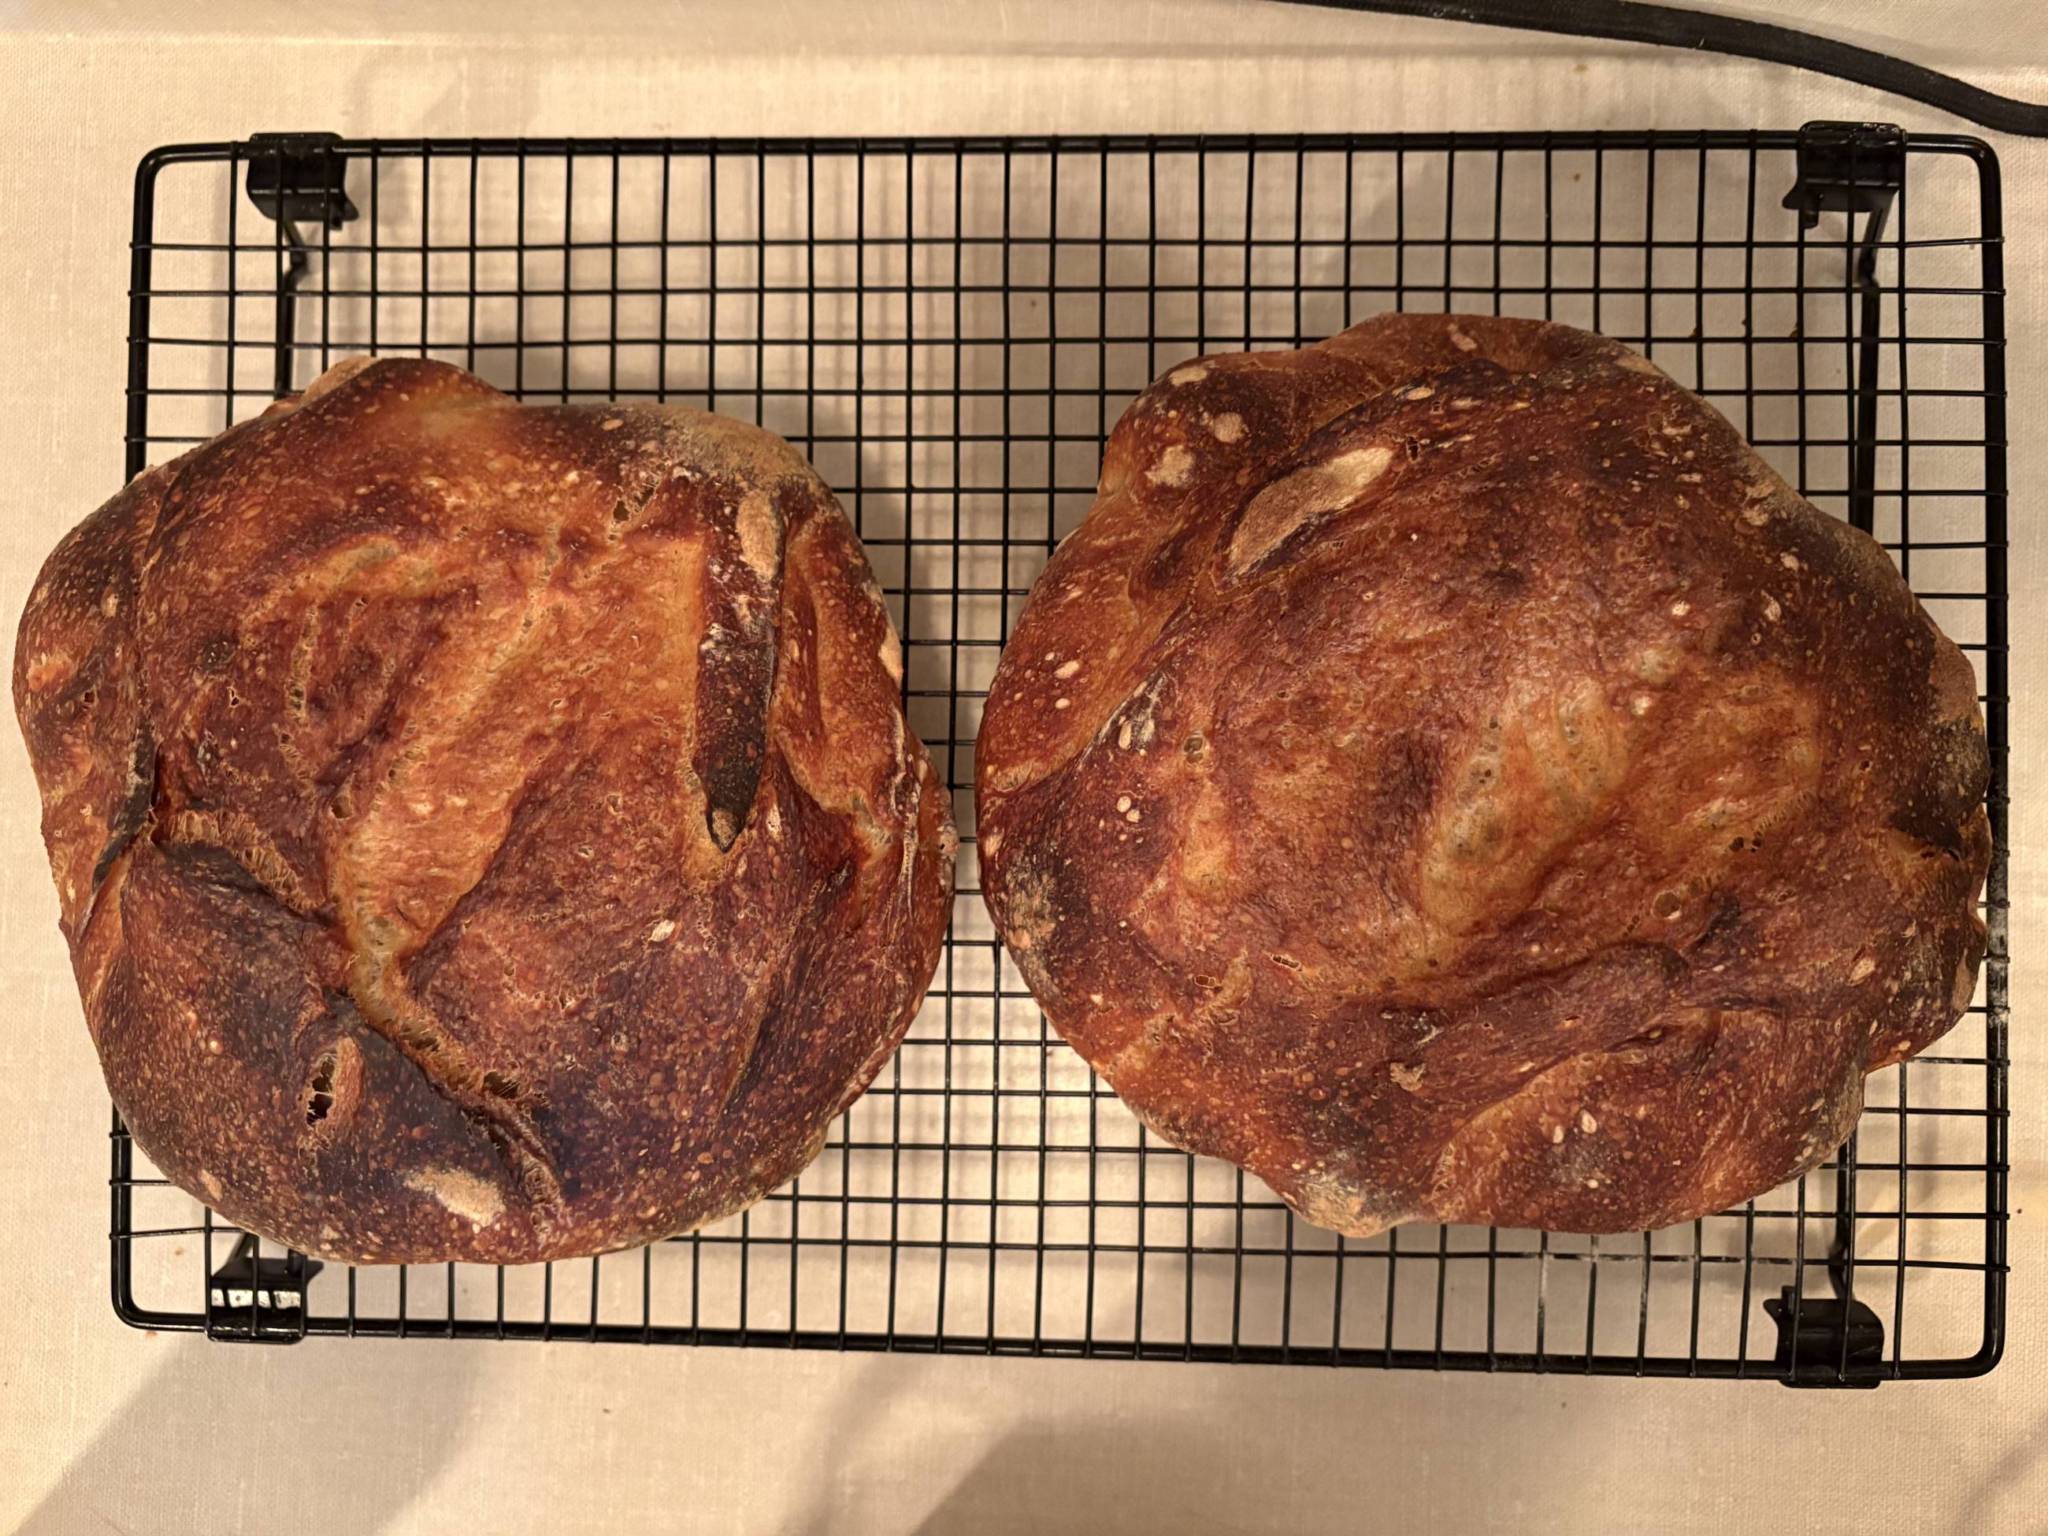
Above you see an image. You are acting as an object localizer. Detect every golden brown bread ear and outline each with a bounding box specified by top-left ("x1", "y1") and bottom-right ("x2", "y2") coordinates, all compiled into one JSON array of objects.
[
  {"x1": 15, "y1": 357, "x2": 956, "y2": 1264},
  {"x1": 975, "y1": 312, "x2": 1988, "y2": 1238}
]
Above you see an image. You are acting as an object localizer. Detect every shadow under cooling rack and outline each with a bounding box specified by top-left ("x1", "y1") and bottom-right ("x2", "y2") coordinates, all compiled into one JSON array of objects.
[{"x1": 111, "y1": 128, "x2": 2009, "y2": 1384}]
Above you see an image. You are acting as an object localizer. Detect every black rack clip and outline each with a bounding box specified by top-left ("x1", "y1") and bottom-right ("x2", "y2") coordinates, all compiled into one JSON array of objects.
[
  {"x1": 1779, "y1": 122, "x2": 1905, "y2": 539},
  {"x1": 1764, "y1": 1284, "x2": 1885, "y2": 1389},
  {"x1": 1780, "y1": 121, "x2": 1906, "y2": 231},
  {"x1": 205, "y1": 1234, "x2": 322, "y2": 1344},
  {"x1": 245, "y1": 131, "x2": 357, "y2": 229},
  {"x1": 244, "y1": 132, "x2": 357, "y2": 401},
  {"x1": 1763, "y1": 1138, "x2": 1886, "y2": 1387}
]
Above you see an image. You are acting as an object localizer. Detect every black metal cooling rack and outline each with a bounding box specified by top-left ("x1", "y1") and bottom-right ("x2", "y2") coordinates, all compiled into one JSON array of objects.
[{"x1": 108, "y1": 126, "x2": 2008, "y2": 1385}]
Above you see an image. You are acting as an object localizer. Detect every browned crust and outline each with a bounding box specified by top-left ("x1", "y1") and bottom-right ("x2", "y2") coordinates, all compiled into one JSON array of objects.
[
  {"x1": 16, "y1": 358, "x2": 956, "y2": 1263},
  {"x1": 976, "y1": 313, "x2": 1989, "y2": 1238}
]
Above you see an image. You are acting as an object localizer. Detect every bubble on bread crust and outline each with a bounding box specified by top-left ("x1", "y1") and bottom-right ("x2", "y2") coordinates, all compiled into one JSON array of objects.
[
  {"x1": 21, "y1": 648, "x2": 77, "y2": 693},
  {"x1": 1054, "y1": 659, "x2": 1081, "y2": 679},
  {"x1": 1229, "y1": 443, "x2": 1394, "y2": 575},
  {"x1": 1112, "y1": 680, "x2": 1165, "y2": 754},
  {"x1": 1634, "y1": 645, "x2": 1681, "y2": 684},
  {"x1": 403, "y1": 1166, "x2": 505, "y2": 1228},
  {"x1": 1148, "y1": 445, "x2": 1195, "y2": 487},
  {"x1": 736, "y1": 491, "x2": 780, "y2": 581}
]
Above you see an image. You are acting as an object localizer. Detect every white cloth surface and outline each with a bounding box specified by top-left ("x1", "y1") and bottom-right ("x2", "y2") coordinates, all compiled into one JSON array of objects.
[{"x1": 0, "y1": 3, "x2": 2044, "y2": 1531}]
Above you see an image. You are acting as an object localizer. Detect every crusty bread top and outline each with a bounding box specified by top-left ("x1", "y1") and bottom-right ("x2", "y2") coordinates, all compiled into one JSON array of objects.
[
  {"x1": 16, "y1": 357, "x2": 955, "y2": 1263},
  {"x1": 976, "y1": 313, "x2": 1988, "y2": 1237}
]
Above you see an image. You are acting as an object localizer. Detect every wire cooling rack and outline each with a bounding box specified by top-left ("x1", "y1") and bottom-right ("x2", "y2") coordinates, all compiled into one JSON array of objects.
[{"x1": 109, "y1": 127, "x2": 2007, "y2": 1384}]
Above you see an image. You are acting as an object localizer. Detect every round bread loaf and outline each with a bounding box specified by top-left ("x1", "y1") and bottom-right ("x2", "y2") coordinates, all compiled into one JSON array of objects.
[
  {"x1": 16, "y1": 357, "x2": 955, "y2": 1264},
  {"x1": 976, "y1": 313, "x2": 1989, "y2": 1238}
]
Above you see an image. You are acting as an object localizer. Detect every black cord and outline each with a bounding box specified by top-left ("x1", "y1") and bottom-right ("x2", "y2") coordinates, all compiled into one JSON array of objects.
[{"x1": 1283, "y1": 0, "x2": 2048, "y2": 137}]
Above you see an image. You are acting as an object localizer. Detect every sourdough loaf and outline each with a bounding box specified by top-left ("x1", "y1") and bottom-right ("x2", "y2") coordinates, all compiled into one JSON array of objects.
[
  {"x1": 16, "y1": 357, "x2": 955, "y2": 1264},
  {"x1": 976, "y1": 313, "x2": 1989, "y2": 1237}
]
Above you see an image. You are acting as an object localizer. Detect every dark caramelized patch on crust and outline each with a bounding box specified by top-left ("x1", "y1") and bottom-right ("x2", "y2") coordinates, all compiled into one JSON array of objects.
[
  {"x1": 976, "y1": 314, "x2": 1989, "y2": 1238},
  {"x1": 15, "y1": 358, "x2": 956, "y2": 1263}
]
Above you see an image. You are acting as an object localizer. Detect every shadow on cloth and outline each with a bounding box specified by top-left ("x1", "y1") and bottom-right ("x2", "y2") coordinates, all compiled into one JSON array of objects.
[{"x1": 16, "y1": 1331, "x2": 478, "y2": 1536}]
